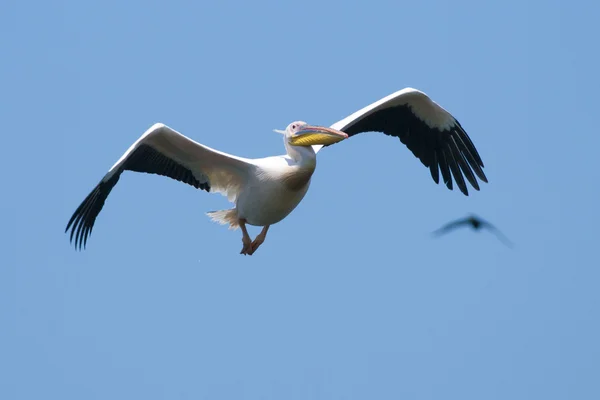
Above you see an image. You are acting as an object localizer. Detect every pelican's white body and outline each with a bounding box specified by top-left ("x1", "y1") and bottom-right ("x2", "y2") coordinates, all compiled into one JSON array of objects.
[{"x1": 234, "y1": 149, "x2": 316, "y2": 226}]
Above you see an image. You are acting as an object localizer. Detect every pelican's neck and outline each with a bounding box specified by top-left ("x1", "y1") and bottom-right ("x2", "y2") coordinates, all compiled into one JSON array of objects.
[{"x1": 284, "y1": 139, "x2": 317, "y2": 167}]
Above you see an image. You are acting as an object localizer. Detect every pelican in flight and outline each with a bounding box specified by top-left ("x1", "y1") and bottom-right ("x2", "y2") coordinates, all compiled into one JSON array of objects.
[{"x1": 66, "y1": 87, "x2": 488, "y2": 255}]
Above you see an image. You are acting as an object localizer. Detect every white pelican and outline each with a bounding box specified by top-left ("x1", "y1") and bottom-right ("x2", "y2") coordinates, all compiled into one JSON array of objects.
[{"x1": 66, "y1": 87, "x2": 487, "y2": 255}]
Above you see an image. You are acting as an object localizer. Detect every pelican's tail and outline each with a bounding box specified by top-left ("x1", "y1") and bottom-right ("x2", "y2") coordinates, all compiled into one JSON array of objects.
[{"x1": 206, "y1": 208, "x2": 239, "y2": 230}]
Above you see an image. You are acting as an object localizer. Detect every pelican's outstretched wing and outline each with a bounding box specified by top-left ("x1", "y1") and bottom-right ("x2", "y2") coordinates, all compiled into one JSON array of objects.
[
  {"x1": 65, "y1": 123, "x2": 255, "y2": 250},
  {"x1": 315, "y1": 88, "x2": 487, "y2": 195}
]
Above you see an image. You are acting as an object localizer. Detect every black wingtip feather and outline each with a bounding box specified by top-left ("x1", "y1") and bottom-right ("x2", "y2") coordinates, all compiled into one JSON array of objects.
[
  {"x1": 429, "y1": 151, "x2": 440, "y2": 184},
  {"x1": 445, "y1": 146, "x2": 468, "y2": 195},
  {"x1": 66, "y1": 143, "x2": 213, "y2": 250},
  {"x1": 455, "y1": 123, "x2": 484, "y2": 168},
  {"x1": 449, "y1": 136, "x2": 480, "y2": 192},
  {"x1": 343, "y1": 104, "x2": 487, "y2": 196},
  {"x1": 438, "y1": 149, "x2": 453, "y2": 190},
  {"x1": 452, "y1": 130, "x2": 488, "y2": 183},
  {"x1": 66, "y1": 177, "x2": 119, "y2": 251}
]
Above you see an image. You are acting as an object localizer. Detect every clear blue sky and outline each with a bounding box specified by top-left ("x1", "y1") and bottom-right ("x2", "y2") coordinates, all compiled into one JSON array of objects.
[{"x1": 4, "y1": 0, "x2": 600, "y2": 398}]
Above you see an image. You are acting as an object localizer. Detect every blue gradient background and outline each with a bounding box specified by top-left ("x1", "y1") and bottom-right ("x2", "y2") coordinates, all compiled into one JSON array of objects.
[{"x1": 4, "y1": 0, "x2": 599, "y2": 399}]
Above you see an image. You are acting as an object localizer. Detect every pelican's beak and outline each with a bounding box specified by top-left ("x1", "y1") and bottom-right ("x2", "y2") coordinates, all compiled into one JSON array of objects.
[{"x1": 289, "y1": 125, "x2": 348, "y2": 146}]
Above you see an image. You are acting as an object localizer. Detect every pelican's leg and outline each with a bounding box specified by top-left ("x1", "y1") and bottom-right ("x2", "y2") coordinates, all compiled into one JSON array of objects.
[
  {"x1": 239, "y1": 219, "x2": 253, "y2": 255},
  {"x1": 248, "y1": 225, "x2": 270, "y2": 255}
]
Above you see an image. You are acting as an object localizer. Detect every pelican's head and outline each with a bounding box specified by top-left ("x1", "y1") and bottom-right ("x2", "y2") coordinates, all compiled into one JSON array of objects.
[{"x1": 274, "y1": 121, "x2": 348, "y2": 146}]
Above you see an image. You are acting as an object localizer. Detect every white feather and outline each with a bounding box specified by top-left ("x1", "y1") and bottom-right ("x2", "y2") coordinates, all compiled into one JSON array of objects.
[
  {"x1": 105, "y1": 123, "x2": 255, "y2": 203},
  {"x1": 313, "y1": 87, "x2": 457, "y2": 154}
]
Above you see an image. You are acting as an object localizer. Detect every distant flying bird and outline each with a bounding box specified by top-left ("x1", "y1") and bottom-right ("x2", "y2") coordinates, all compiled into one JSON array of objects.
[
  {"x1": 432, "y1": 214, "x2": 512, "y2": 247},
  {"x1": 65, "y1": 88, "x2": 488, "y2": 255}
]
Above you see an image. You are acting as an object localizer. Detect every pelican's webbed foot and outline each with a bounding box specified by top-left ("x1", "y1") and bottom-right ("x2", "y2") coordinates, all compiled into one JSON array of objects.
[
  {"x1": 247, "y1": 225, "x2": 269, "y2": 255},
  {"x1": 239, "y1": 219, "x2": 253, "y2": 255}
]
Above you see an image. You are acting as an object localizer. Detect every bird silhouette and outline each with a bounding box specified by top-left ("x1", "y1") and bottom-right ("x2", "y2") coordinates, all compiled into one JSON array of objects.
[{"x1": 432, "y1": 214, "x2": 513, "y2": 247}]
